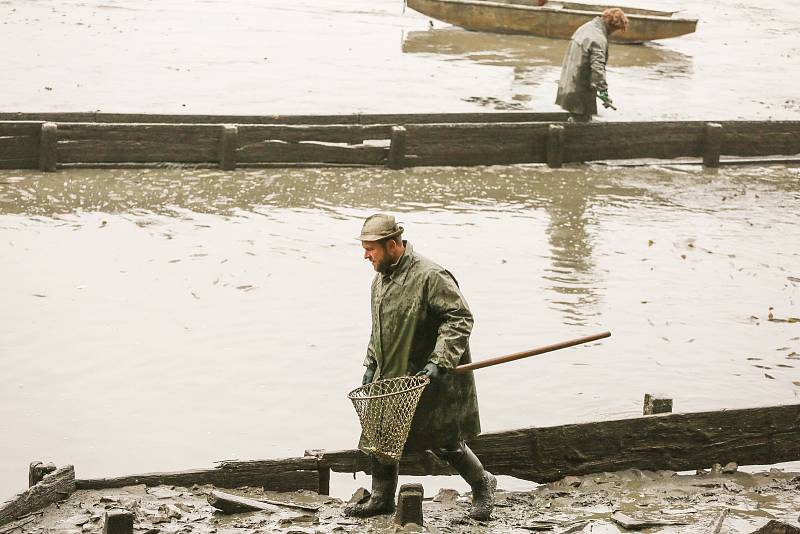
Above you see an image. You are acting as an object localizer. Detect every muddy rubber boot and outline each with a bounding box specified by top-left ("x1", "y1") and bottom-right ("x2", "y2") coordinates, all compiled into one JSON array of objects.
[
  {"x1": 440, "y1": 443, "x2": 497, "y2": 521},
  {"x1": 343, "y1": 457, "x2": 398, "y2": 517}
]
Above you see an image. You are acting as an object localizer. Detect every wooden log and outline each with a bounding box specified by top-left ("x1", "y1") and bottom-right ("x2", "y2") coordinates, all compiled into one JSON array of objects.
[
  {"x1": 103, "y1": 510, "x2": 133, "y2": 534},
  {"x1": 388, "y1": 126, "x2": 407, "y2": 169},
  {"x1": 207, "y1": 490, "x2": 281, "y2": 514},
  {"x1": 643, "y1": 394, "x2": 673, "y2": 415},
  {"x1": 219, "y1": 125, "x2": 238, "y2": 170},
  {"x1": 0, "y1": 465, "x2": 76, "y2": 526},
  {"x1": 317, "y1": 403, "x2": 800, "y2": 483},
  {"x1": 76, "y1": 456, "x2": 321, "y2": 493},
  {"x1": 703, "y1": 122, "x2": 723, "y2": 168},
  {"x1": 720, "y1": 121, "x2": 800, "y2": 157},
  {"x1": 563, "y1": 121, "x2": 706, "y2": 162},
  {"x1": 28, "y1": 462, "x2": 56, "y2": 487},
  {"x1": 38, "y1": 122, "x2": 58, "y2": 172},
  {"x1": 546, "y1": 124, "x2": 565, "y2": 168},
  {"x1": 237, "y1": 124, "x2": 392, "y2": 145}
]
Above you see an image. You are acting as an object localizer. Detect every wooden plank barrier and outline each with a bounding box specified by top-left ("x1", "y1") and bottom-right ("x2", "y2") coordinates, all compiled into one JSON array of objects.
[
  {"x1": 0, "y1": 118, "x2": 797, "y2": 169},
  {"x1": 55, "y1": 123, "x2": 220, "y2": 164},
  {"x1": 316, "y1": 403, "x2": 800, "y2": 483},
  {"x1": 236, "y1": 124, "x2": 390, "y2": 165},
  {"x1": 0, "y1": 122, "x2": 40, "y2": 170}
]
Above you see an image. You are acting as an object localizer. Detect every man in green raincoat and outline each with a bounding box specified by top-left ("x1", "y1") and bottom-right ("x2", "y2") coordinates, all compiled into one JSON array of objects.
[
  {"x1": 555, "y1": 8, "x2": 629, "y2": 121},
  {"x1": 344, "y1": 214, "x2": 496, "y2": 521}
]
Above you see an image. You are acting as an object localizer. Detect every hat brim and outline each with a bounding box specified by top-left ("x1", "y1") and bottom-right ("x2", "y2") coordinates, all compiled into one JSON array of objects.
[{"x1": 355, "y1": 227, "x2": 404, "y2": 242}]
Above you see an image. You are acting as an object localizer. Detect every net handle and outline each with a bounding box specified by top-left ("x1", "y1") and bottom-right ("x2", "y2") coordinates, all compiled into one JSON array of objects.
[{"x1": 452, "y1": 331, "x2": 611, "y2": 374}]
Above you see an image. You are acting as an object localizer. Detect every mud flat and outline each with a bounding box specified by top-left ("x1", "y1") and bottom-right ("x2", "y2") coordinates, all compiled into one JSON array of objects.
[{"x1": 2, "y1": 467, "x2": 799, "y2": 534}]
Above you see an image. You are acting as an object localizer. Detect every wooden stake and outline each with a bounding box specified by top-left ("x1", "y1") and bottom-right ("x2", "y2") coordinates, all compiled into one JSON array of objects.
[
  {"x1": 220, "y1": 125, "x2": 238, "y2": 171},
  {"x1": 643, "y1": 393, "x2": 673, "y2": 415},
  {"x1": 703, "y1": 122, "x2": 723, "y2": 168},
  {"x1": 38, "y1": 122, "x2": 58, "y2": 172},
  {"x1": 546, "y1": 124, "x2": 565, "y2": 168},
  {"x1": 394, "y1": 483, "x2": 423, "y2": 526},
  {"x1": 103, "y1": 510, "x2": 133, "y2": 534},
  {"x1": 388, "y1": 126, "x2": 407, "y2": 169}
]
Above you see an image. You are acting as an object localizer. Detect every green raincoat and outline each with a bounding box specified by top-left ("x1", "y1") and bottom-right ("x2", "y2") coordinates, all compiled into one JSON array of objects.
[
  {"x1": 363, "y1": 242, "x2": 481, "y2": 452},
  {"x1": 555, "y1": 17, "x2": 609, "y2": 116}
]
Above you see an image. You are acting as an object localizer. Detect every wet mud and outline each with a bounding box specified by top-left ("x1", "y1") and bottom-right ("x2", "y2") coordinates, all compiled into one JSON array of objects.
[{"x1": 8, "y1": 468, "x2": 800, "y2": 534}]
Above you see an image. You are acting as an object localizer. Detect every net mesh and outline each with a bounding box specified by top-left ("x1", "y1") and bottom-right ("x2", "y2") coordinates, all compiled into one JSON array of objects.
[{"x1": 347, "y1": 376, "x2": 429, "y2": 463}]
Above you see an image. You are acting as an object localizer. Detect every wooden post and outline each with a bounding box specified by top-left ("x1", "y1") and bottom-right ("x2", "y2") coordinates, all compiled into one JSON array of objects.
[
  {"x1": 304, "y1": 448, "x2": 330, "y2": 495},
  {"x1": 219, "y1": 125, "x2": 238, "y2": 171},
  {"x1": 394, "y1": 483, "x2": 423, "y2": 526},
  {"x1": 103, "y1": 510, "x2": 133, "y2": 534},
  {"x1": 703, "y1": 122, "x2": 723, "y2": 168},
  {"x1": 388, "y1": 126, "x2": 407, "y2": 170},
  {"x1": 38, "y1": 122, "x2": 58, "y2": 172},
  {"x1": 643, "y1": 393, "x2": 673, "y2": 415},
  {"x1": 28, "y1": 461, "x2": 56, "y2": 487},
  {"x1": 546, "y1": 124, "x2": 565, "y2": 168}
]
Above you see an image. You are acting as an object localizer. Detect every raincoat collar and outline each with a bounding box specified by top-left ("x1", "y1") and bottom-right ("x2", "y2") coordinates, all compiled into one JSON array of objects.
[
  {"x1": 383, "y1": 240, "x2": 414, "y2": 285},
  {"x1": 593, "y1": 16, "x2": 608, "y2": 38}
]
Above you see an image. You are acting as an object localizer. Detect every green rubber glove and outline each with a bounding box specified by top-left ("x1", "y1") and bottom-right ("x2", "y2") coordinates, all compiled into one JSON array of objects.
[{"x1": 415, "y1": 362, "x2": 442, "y2": 381}]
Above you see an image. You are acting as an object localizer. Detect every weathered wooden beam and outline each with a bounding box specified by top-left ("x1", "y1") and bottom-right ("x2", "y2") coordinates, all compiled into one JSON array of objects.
[
  {"x1": 219, "y1": 125, "x2": 238, "y2": 171},
  {"x1": 703, "y1": 122, "x2": 723, "y2": 168},
  {"x1": 318, "y1": 403, "x2": 800, "y2": 483},
  {"x1": 38, "y1": 122, "x2": 58, "y2": 172},
  {"x1": 76, "y1": 457, "x2": 320, "y2": 493},
  {"x1": 546, "y1": 124, "x2": 565, "y2": 168},
  {"x1": 388, "y1": 126, "x2": 407, "y2": 169},
  {"x1": 0, "y1": 465, "x2": 76, "y2": 526}
]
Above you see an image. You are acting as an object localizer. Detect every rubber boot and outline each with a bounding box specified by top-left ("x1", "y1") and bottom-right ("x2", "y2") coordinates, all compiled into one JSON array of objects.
[
  {"x1": 343, "y1": 456, "x2": 398, "y2": 517},
  {"x1": 439, "y1": 443, "x2": 497, "y2": 521}
]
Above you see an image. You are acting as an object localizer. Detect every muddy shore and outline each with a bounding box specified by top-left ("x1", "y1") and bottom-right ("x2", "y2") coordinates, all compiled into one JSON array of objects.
[{"x1": 6, "y1": 467, "x2": 800, "y2": 534}]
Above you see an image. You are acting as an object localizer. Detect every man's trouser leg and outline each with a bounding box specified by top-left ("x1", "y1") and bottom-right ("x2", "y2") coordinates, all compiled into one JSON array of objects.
[
  {"x1": 437, "y1": 441, "x2": 497, "y2": 521},
  {"x1": 343, "y1": 455, "x2": 398, "y2": 517}
]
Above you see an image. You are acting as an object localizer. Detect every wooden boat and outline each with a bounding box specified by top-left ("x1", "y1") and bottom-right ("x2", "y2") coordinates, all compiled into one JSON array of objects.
[{"x1": 405, "y1": 0, "x2": 699, "y2": 43}]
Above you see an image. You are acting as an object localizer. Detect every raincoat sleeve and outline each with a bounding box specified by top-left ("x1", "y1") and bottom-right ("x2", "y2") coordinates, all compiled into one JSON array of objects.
[
  {"x1": 587, "y1": 42, "x2": 608, "y2": 92},
  {"x1": 426, "y1": 269, "x2": 474, "y2": 369},
  {"x1": 364, "y1": 278, "x2": 378, "y2": 368}
]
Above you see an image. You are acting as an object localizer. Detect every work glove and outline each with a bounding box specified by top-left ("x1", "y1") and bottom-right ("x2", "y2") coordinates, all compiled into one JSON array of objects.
[
  {"x1": 415, "y1": 362, "x2": 442, "y2": 381},
  {"x1": 362, "y1": 365, "x2": 376, "y2": 386}
]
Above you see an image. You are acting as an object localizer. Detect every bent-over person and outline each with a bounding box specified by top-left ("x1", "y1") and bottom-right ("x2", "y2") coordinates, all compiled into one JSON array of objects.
[
  {"x1": 555, "y1": 8, "x2": 629, "y2": 121},
  {"x1": 344, "y1": 214, "x2": 496, "y2": 521}
]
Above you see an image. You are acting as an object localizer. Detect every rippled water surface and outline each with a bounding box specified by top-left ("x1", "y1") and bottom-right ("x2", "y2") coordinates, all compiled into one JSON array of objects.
[{"x1": 1, "y1": 164, "x2": 799, "y2": 500}]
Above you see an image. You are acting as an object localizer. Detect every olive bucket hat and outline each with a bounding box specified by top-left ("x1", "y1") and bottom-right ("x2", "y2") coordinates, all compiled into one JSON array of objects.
[{"x1": 356, "y1": 214, "x2": 404, "y2": 242}]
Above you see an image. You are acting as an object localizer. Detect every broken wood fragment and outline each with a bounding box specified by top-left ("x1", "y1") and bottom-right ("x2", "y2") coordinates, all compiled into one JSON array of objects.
[
  {"x1": 611, "y1": 511, "x2": 686, "y2": 530},
  {"x1": 709, "y1": 508, "x2": 729, "y2": 534},
  {"x1": 643, "y1": 393, "x2": 673, "y2": 415},
  {"x1": 0, "y1": 466, "x2": 76, "y2": 526},
  {"x1": 207, "y1": 490, "x2": 281, "y2": 514}
]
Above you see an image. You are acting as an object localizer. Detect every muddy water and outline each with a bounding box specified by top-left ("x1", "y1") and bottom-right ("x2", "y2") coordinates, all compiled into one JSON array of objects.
[
  {"x1": 1, "y1": 0, "x2": 799, "y2": 119},
  {"x1": 1, "y1": 164, "x2": 799, "y2": 501}
]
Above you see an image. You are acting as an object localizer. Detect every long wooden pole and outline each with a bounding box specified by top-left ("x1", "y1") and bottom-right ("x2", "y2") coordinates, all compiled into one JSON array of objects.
[{"x1": 452, "y1": 331, "x2": 611, "y2": 374}]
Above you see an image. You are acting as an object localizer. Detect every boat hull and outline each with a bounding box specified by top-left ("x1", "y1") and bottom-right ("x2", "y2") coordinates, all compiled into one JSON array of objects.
[{"x1": 406, "y1": 0, "x2": 698, "y2": 43}]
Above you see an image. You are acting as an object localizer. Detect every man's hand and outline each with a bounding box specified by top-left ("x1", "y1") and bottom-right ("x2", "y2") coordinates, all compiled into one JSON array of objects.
[
  {"x1": 415, "y1": 362, "x2": 442, "y2": 381},
  {"x1": 362, "y1": 365, "x2": 376, "y2": 386},
  {"x1": 597, "y1": 90, "x2": 616, "y2": 110}
]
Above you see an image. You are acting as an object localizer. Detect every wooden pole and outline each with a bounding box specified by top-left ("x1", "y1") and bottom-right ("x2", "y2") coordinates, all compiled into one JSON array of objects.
[
  {"x1": 546, "y1": 124, "x2": 565, "y2": 168},
  {"x1": 219, "y1": 125, "x2": 238, "y2": 171},
  {"x1": 388, "y1": 126, "x2": 407, "y2": 170},
  {"x1": 453, "y1": 331, "x2": 611, "y2": 374},
  {"x1": 38, "y1": 122, "x2": 57, "y2": 172},
  {"x1": 703, "y1": 122, "x2": 723, "y2": 168}
]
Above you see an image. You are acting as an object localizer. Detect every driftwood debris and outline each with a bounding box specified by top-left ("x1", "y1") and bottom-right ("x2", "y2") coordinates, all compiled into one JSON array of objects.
[
  {"x1": 0, "y1": 465, "x2": 76, "y2": 526},
  {"x1": 207, "y1": 491, "x2": 281, "y2": 514},
  {"x1": 611, "y1": 511, "x2": 686, "y2": 530}
]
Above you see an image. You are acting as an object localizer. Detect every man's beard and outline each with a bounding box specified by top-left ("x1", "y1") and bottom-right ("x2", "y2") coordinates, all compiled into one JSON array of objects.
[{"x1": 376, "y1": 256, "x2": 393, "y2": 274}]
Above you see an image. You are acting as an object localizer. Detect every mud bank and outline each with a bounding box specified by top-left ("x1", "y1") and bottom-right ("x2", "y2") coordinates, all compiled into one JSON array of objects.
[{"x1": 7, "y1": 467, "x2": 800, "y2": 534}]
